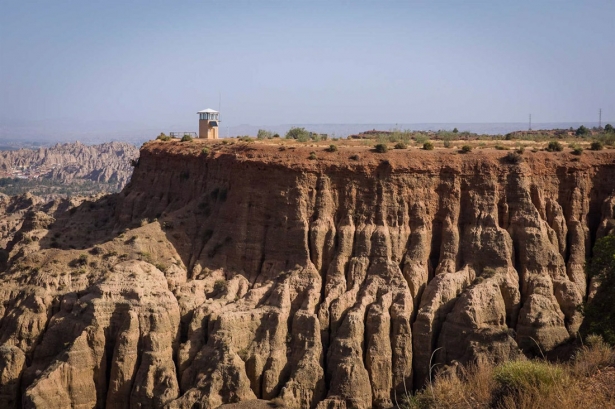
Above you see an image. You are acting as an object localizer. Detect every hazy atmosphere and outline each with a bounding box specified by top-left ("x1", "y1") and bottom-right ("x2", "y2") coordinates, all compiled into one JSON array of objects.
[
  {"x1": 1, "y1": 0, "x2": 614, "y2": 142},
  {"x1": 4, "y1": 2, "x2": 615, "y2": 408}
]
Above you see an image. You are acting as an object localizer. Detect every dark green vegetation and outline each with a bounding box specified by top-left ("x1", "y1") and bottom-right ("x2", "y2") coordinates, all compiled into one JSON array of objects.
[
  {"x1": 582, "y1": 234, "x2": 615, "y2": 345},
  {"x1": 394, "y1": 142, "x2": 408, "y2": 149},
  {"x1": 546, "y1": 141, "x2": 563, "y2": 152},
  {"x1": 374, "y1": 143, "x2": 388, "y2": 153},
  {"x1": 325, "y1": 144, "x2": 338, "y2": 152},
  {"x1": 0, "y1": 177, "x2": 118, "y2": 197},
  {"x1": 504, "y1": 151, "x2": 523, "y2": 164}
]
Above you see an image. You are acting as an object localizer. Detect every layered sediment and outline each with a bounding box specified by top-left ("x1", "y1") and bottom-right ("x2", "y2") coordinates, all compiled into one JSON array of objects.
[{"x1": 1, "y1": 140, "x2": 614, "y2": 408}]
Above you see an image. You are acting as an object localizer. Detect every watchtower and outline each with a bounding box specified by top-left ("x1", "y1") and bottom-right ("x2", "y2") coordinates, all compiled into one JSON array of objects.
[{"x1": 197, "y1": 109, "x2": 219, "y2": 139}]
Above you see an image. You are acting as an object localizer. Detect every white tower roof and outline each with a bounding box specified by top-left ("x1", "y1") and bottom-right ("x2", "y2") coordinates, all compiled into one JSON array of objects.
[{"x1": 197, "y1": 108, "x2": 219, "y2": 114}]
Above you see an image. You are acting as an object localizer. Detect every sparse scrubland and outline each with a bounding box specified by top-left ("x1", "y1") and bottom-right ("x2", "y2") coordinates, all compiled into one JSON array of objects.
[{"x1": 152, "y1": 124, "x2": 615, "y2": 158}]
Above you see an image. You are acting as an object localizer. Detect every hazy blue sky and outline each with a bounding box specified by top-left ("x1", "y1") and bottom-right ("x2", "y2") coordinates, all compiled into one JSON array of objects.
[{"x1": 1, "y1": 0, "x2": 613, "y2": 130}]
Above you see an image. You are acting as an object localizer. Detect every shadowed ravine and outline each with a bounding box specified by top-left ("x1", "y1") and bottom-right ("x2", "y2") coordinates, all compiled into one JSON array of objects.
[{"x1": 1, "y1": 140, "x2": 615, "y2": 409}]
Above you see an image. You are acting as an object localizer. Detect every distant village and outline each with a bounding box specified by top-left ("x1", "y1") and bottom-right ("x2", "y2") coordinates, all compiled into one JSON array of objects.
[{"x1": 0, "y1": 163, "x2": 62, "y2": 180}]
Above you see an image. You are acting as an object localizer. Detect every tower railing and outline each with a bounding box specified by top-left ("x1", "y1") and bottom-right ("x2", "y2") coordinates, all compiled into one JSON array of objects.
[{"x1": 169, "y1": 132, "x2": 198, "y2": 138}]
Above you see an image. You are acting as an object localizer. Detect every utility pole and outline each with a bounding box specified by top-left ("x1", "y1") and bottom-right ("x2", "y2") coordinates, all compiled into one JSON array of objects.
[
  {"x1": 529, "y1": 114, "x2": 532, "y2": 131},
  {"x1": 599, "y1": 108, "x2": 602, "y2": 129}
]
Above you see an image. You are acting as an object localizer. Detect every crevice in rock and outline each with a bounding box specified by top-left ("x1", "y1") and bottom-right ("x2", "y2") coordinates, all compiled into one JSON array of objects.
[
  {"x1": 362, "y1": 301, "x2": 371, "y2": 373},
  {"x1": 564, "y1": 229, "x2": 572, "y2": 265}
]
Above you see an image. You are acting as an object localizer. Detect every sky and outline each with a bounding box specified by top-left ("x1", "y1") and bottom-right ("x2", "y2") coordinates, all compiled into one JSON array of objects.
[{"x1": 1, "y1": 0, "x2": 613, "y2": 133}]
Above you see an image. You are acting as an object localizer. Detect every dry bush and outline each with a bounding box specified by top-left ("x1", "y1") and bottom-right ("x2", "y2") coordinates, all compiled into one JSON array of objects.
[
  {"x1": 402, "y1": 340, "x2": 615, "y2": 409},
  {"x1": 404, "y1": 362, "x2": 495, "y2": 408},
  {"x1": 572, "y1": 335, "x2": 615, "y2": 377}
]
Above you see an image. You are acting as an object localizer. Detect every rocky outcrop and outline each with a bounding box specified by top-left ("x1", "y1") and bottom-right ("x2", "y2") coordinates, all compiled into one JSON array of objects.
[
  {"x1": 0, "y1": 141, "x2": 138, "y2": 198},
  {"x1": 1, "y1": 139, "x2": 614, "y2": 408}
]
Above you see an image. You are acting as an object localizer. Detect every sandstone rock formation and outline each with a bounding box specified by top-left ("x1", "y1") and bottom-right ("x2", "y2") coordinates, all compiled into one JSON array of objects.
[
  {"x1": 0, "y1": 141, "x2": 138, "y2": 198},
  {"x1": 1, "y1": 139, "x2": 614, "y2": 408}
]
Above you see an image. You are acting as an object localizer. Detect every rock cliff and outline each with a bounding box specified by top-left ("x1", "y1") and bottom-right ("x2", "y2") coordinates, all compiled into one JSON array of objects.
[
  {"x1": 1, "y1": 139, "x2": 614, "y2": 408},
  {"x1": 0, "y1": 141, "x2": 138, "y2": 198}
]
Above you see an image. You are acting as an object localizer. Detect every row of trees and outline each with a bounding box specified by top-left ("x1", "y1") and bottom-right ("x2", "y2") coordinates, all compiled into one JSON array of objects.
[{"x1": 576, "y1": 124, "x2": 613, "y2": 136}]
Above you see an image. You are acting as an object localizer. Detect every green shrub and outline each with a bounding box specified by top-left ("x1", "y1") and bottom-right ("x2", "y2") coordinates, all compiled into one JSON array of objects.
[
  {"x1": 504, "y1": 151, "x2": 523, "y2": 164},
  {"x1": 443, "y1": 140, "x2": 452, "y2": 148},
  {"x1": 308, "y1": 151, "x2": 317, "y2": 160},
  {"x1": 494, "y1": 360, "x2": 566, "y2": 394},
  {"x1": 576, "y1": 125, "x2": 590, "y2": 137},
  {"x1": 394, "y1": 142, "x2": 408, "y2": 149},
  {"x1": 325, "y1": 144, "x2": 338, "y2": 152},
  {"x1": 156, "y1": 133, "x2": 171, "y2": 141},
  {"x1": 423, "y1": 142, "x2": 434, "y2": 150},
  {"x1": 572, "y1": 147, "x2": 583, "y2": 155},
  {"x1": 349, "y1": 154, "x2": 360, "y2": 160},
  {"x1": 201, "y1": 147, "x2": 210, "y2": 155},
  {"x1": 453, "y1": 127, "x2": 459, "y2": 133},
  {"x1": 273, "y1": 133, "x2": 280, "y2": 138},
  {"x1": 605, "y1": 124, "x2": 614, "y2": 133},
  {"x1": 495, "y1": 144, "x2": 508, "y2": 150},
  {"x1": 181, "y1": 134, "x2": 193, "y2": 142},
  {"x1": 286, "y1": 127, "x2": 310, "y2": 140},
  {"x1": 591, "y1": 141, "x2": 604, "y2": 151},
  {"x1": 374, "y1": 144, "x2": 388, "y2": 153},
  {"x1": 460, "y1": 145, "x2": 472, "y2": 153},
  {"x1": 546, "y1": 141, "x2": 563, "y2": 152},
  {"x1": 257, "y1": 129, "x2": 272, "y2": 139}
]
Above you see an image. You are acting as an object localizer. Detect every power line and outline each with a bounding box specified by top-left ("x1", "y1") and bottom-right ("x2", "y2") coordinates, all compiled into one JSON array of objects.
[{"x1": 529, "y1": 114, "x2": 532, "y2": 131}]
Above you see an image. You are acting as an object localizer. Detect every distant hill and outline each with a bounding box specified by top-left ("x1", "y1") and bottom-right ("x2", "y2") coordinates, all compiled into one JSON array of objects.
[{"x1": 0, "y1": 141, "x2": 138, "y2": 199}]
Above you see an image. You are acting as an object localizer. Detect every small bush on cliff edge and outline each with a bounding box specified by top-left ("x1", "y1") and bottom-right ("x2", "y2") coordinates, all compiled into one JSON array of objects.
[
  {"x1": 285, "y1": 127, "x2": 310, "y2": 140},
  {"x1": 546, "y1": 141, "x2": 563, "y2": 152},
  {"x1": 325, "y1": 144, "x2": 338, "y2": 152},
  {"x1": 460, "y1": 145, "x2": 472, "y2": 153},
  {"x1": 504, "y1": 151, "x2": 524, "y2": 164},
  {"x1": 591, "y1": 141, "x2": 604, "y2": 151},
  {"x1": 374, "y1": 143, "x2": 388, "y2": 153},
  {"x1": 423, "y1": 142, "x2": 434, "y2": 150},
  {"x1": 181, "y1": 134, "x2": 193, "y2": 142},
  {"x1": 394, "y1": 142, "x2": 408, "y2": 149}
]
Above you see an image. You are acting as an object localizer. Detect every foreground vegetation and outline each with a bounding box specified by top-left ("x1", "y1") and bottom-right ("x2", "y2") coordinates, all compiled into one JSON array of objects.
[
  {"x1": 402, "y1": 233, "x2": 615, "y2": 408},
  {"x1": 401, "y1": 335, "x2": 615, "y2": 408}
]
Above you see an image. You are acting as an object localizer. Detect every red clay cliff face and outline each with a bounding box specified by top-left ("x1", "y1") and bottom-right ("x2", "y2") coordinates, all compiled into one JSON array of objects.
[{"x1": 1, "y1": 140, "x2": 615, "y2": 408}]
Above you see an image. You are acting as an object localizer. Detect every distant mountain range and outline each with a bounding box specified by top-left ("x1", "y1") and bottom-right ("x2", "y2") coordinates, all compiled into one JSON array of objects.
[{"x1": 0, "y1": 141, "x2": 138, "y2": 199}]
